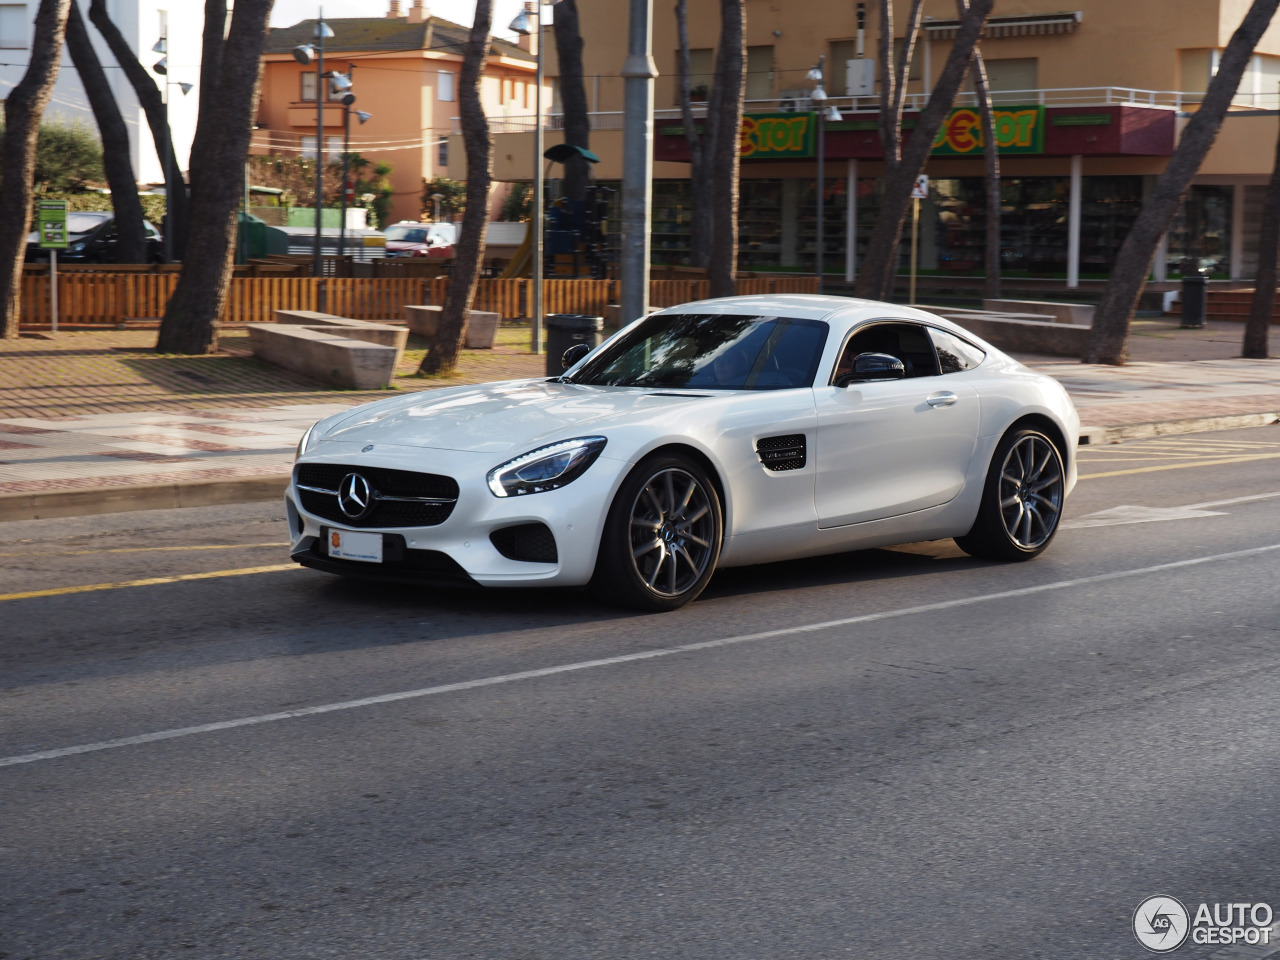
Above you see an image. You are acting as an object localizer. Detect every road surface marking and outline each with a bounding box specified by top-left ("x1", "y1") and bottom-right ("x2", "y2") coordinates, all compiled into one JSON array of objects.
[
  {"x1": 0, "y1": 543, "x2": 288, "y2": 559},
  {"x1": 1187, "y1": 490, "x2": 1280, "y2": 510},
  {"x1": 1063, "y1": 504, "x2": 1226, "y2": 529},
  {"x1": 3, "y1": 541, "x2": 1278, "y2": 769},
  {"x1": 0, "y1": 564, "x2": 296, "y2": 603},
  {"x1": 1079, "y1": 451, "x2": 1280, "y2": 480}
]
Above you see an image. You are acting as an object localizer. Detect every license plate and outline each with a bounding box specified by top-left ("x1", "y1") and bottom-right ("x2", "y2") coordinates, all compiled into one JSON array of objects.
[{"x1": 327, "y1": 528, "x2": 383, "y2": 563}]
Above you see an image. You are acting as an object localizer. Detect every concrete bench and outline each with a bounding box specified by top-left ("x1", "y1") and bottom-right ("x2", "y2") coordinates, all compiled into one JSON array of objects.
[
  {"x1": 983, "y1": 298, "x2": 1095, "y2": 326},
  {"x1": 404, "y1": 305, "x2": 501, "y2": 348},
  {"x1": 249, "y1": 318, "x2": 407, "y2": 389},
  {"x1": 273, "y1": 310, "x2": 408, "y2": 358},
  {"x1": 939, "y1": 313, "x2": 1091, "y2": 358}
]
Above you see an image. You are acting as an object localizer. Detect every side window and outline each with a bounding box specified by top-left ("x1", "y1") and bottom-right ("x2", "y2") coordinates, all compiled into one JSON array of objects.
[
  {"x1": 833, "y1": 322, "x2": 940, "y2": 382},
  {"x1": 928, "y1": 328, "x2": 986, "y2": 374}
]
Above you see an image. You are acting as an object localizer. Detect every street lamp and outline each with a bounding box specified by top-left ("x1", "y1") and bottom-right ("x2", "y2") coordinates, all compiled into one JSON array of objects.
[
  {"x1": 153, "y1": 31, "x2": 192, "y2": 264},
  {"x1": 508, "y1": 0, "x2": 563, "y2": 354},
  {"x1": 809, "y1": 57, "x2": 840, "y2": 293},
  {"x1": 292, "y1": 11, "x2": 334, "y2": 277},
  {"x1": 337, "y1": 81, "x2": 371, "y2": 262},
  {"x1": 431, "y1": 192, "x2": 445, "y2": 222}
]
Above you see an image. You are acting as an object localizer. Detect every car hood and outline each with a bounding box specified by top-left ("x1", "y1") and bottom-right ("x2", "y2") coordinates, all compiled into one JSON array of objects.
[{"x1": 314, "y1": 379, "x2": 716, "y2": 455}]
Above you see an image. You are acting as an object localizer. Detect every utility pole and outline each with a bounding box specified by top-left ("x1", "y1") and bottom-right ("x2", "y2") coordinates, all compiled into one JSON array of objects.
[{"x1": 619, "y1": 0, "x2": 656, "y2": 327}]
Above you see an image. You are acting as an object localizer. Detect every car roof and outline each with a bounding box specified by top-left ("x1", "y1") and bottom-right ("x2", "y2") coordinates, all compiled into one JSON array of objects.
[{"x1": 657, "y1": 294, "x2": 980, "y2": 339}]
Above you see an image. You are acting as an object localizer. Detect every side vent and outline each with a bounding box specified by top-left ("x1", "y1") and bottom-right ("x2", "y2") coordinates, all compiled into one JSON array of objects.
[
  {"x1": 756, "y1": 434, "x2": 807, "y2": 471},
  {"x1": 490, "y1": 522, "x2": 558, "y2": 563}
]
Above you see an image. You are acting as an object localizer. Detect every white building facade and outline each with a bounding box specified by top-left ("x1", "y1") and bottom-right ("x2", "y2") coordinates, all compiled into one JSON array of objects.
[{"x1": 0, "y1": 0, "x2": 202, "y2": 186}]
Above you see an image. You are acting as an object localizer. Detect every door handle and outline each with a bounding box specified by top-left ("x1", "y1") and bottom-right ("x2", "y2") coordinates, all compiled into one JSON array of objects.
[{"x1": 927, "y1": 391, "x2": 958, "y2": 407}]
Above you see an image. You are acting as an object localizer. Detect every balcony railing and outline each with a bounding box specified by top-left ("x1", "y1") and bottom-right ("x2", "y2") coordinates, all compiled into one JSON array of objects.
[{"x1": 456, "y1": 86, "x2": 1280, "y2": 135}]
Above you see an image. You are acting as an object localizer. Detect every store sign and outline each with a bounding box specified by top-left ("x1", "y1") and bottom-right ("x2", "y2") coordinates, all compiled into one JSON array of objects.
[
  {"x1": 739, "y1": 112, "x2": 815, "y2": 159},
  {"x1": 931, "y1": 105, "x2": 1045, "y2": 155},
  {"x1": 37, "y1": 199, "x2": 69, "y2": 249}
]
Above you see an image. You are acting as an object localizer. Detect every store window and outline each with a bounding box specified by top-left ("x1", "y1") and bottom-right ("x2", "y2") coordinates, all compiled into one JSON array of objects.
[
  {"x1": 1166, "y1": 185, "x2": 1233, "y2": 277},
  {"x1": 746, "y1": 45, "x2": 774, "y2": 102}
]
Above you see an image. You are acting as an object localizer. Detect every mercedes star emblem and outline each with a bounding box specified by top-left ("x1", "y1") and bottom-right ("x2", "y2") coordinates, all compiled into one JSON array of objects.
[{"x1": 337, "y1": 472, "x2": 374, "y2": 519}]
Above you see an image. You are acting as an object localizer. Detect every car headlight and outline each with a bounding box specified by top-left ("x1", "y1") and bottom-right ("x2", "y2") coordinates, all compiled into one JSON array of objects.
[
  {"x1": 487, "y1": 436, "x2": 607, "y2": 498},
  {"x1": 69, "y1": 242, "x2": 86, "y2": 252},
  {"x1": 294, "y1": 424, "x2": 316, "y2": 461}
]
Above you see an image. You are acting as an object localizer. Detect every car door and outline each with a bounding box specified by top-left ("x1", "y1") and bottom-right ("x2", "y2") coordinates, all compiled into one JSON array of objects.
[{"x1": 814, "y1": 321, "x2": 980, "y2": 528}]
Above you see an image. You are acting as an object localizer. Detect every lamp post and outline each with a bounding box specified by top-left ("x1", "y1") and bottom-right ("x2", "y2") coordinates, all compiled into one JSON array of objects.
[
  {"x1": 432, "y1": 192, "x2": 444, "y2": 222},
  {"x1": 292, "y1": 12, "x2": 335, "y2": 277},
  {"x1": 330, "y1": 66, "x2": 362, "y2": 263},
  {"x1": 152, "y1": 38, "x2": 191, "y2": 264},
  {"x1": 509, "y1": 0, "x2": 562, "y2": 354},
  {"x1": 808, "y1": 58, "x2": 840, "y2": 294}
]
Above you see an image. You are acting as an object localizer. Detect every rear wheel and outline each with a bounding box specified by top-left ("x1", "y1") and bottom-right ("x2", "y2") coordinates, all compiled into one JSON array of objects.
[
  {"x1": 592, "y1": 453, "x2": 723, "y2": 611},
  {"x1": 955, "y1": 427, "x2": 1065, "y2": 561}
]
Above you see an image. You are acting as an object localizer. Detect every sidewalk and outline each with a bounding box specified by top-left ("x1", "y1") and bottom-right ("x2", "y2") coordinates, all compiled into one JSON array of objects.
[{"x1": 1, "y1": 319, "x2": 1277, "y2": 521}]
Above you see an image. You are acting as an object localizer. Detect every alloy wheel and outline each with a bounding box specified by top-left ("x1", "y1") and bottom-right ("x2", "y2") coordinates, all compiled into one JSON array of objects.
[
  {"x1": 998, "y1": 434, "x2": 1064, "y2": 549},
  {"x1": 628, "y1": 467, "x2": 716, "y2": 598}
]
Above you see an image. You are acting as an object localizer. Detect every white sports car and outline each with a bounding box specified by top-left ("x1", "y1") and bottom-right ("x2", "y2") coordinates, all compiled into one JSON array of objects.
[{"x1": 287, "y1": 295, "x2": 1080, "y2": 610}]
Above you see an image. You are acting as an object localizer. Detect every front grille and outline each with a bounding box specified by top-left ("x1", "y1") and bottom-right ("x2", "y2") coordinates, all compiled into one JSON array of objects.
[
  {"x1": 490, "y1": 523, "x2": 558, "y2": 563},
  {"x1": 295, "y1": 462, "x2": 460, "y2": 528},
  {"x1": 756, "y1": 434, "x2": 807, "y2": 471}
]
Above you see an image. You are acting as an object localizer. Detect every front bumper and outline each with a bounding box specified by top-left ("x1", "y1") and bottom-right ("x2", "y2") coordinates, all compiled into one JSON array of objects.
[{"x1": 287, "y1": 442, "x2": 628, "y2": 587}]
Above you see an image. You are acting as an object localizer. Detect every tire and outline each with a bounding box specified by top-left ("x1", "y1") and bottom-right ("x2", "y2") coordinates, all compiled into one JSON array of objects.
[
  {"x1": 592, "y1": 452, "x2": 723, "y2": 611},
  {"x1": 955, "y1": 427, "x2": 1066, "y2": 562}
]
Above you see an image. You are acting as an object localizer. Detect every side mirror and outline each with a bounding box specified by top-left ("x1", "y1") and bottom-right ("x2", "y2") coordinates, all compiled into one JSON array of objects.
[
  {"x1": 561, "y1": 342, "x2": 591, "y2": 371},
  {"x1": 837, "y1": 352, "x2": 906, "y2": 386}
]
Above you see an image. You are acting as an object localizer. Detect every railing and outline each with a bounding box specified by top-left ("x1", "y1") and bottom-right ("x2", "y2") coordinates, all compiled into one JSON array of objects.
[
  {"x1": 462, "y1": 87, "x2": 1280, "y2": 135},
  {"x1": 18, "y1": 275, "x2": 819, "y2": 327}
]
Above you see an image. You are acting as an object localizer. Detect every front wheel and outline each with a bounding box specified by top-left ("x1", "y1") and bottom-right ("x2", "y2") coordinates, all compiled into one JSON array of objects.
[
  {"x1": 592, "y1": 453, "x2": 723, "y2": 611},
  {"x1": 955, "y1": 427, "x2": 1065, "y2": 561}
]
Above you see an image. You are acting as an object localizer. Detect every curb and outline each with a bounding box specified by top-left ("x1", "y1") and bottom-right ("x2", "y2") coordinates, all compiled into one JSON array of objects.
[
  {"x1": 1078, "y1": 411, "x2": 1280, "y2": 446},
  {"x1": 0, "y1": 476, "x2": 290, "y2": 523}
]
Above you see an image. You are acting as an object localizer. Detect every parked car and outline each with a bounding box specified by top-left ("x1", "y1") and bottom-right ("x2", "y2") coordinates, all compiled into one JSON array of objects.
[
  {"x1": 288, "y1": 295, "x2": 1080, "y2": 610},
  {"x1": 25, "y1": 211, "x2": 164, "y2": 264},
  {"x1": 383, "y1": 221, "x2": 456, "y2": 259}
]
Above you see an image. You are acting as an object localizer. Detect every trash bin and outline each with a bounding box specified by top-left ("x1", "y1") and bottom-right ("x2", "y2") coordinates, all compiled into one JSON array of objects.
[
  {"x1": 545, "y1": 314, "x2": 604, "y2": 376},
  {"x1": 1180, "y1": 259, "x2": 1207, "y2": 329}
]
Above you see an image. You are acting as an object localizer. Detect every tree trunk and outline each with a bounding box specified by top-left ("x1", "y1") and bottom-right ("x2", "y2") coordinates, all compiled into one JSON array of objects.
[
  {"x1": 876, "y1": 0, "x2": 926, "y2": 172},
  {"x1": 1244, "y1": 121, "x2": 1280, "y2": 359},
  {"x1": 552, "y1": 0, "x2": 590, "y2": 204},
  {"x1": 854, "y1": 0, "x2": 992, "y2": 301},
  {"x1": 155, "y1": 0, "x2": 273, "y2": 355},
  {"x1": 0, "y1": 0, "x2": 71, "y2": 340},
  {"x1": 88, "y1": 0, "x2": 188, "y2": 260},
  {"x1": 1085, "y1": 0, "x2": 1280, "y2": 365},
  {"x1": 707, "y1": 0, "x2": 744, "y2": 298},
  {"x1": 972, "y1": 48, "x2": 1000, "y2": 300},
  {"x1": 676, "y1": 0, "x2": 715, "y2": 268},
  {"x1": 418, "y1": 0, "x2": 492, "y2": 376},
  {"x1": 65, "y1": 0, "x2": 147, "y2": 264}
]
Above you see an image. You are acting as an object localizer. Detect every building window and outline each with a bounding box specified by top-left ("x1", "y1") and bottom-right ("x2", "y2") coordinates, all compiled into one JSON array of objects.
[
  {"x1": 745, "y1": 45, "x2": 773, "y2": 102},
  {"x1": 675, "y1": 47, "x2": 714, "y2": 103},
  {"x1": 981, "y1": 58, "x2": 1038, "y2": 104},
  {"x1": 300, "y1": 135, "x2": 317, "y2": 159},
  {"x1": 300, "y1": 71, "x2": 343, "y2": 102},
  {"x1": 438, "y1": 70, "x2": 455, "y2": 101},
  {"x1": 0, "y1": 3, "x2": 27, "y2": 48},
  {"x1": 437, "y1": 139, "x2": 448, "y2": 167}
]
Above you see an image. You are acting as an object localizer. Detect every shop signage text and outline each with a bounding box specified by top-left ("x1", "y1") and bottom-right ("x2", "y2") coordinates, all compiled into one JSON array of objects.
[
  {"x1": 932, "y1": 105, "x2": 1045, "y2": 155},
  {"x1": 739, "y1": 112, "x2": 815, "y2": 159}
]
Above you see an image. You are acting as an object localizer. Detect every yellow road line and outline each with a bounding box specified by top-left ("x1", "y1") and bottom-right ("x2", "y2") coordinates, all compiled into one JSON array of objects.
[
  {"x1": 0, "y1": 542, "x2": 288, "y2": 559},
  {"x1": 1080, "y1": 451, "x2": 1280, "y2": 480},
  {"x1": 0, "y1": 564, "x2": 297, "y2": 603}
]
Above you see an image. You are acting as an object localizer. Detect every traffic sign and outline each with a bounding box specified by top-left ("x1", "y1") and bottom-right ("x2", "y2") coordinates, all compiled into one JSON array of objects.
[
  {"x1": 38, "y1": 199, "x2": 69, "y2": 249},
  {"x1": 911, "y1": 175, "x2": 929, "y2": 200}
]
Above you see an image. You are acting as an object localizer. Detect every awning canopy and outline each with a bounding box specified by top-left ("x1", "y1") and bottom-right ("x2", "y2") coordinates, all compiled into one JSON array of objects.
[{"x1": 924, "y1": 11, "x2": 1082, "y2": 40}]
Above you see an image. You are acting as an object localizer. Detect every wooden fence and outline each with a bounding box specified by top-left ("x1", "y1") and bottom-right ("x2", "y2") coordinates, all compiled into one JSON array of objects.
[{"x1": 17, "y1": 273, "x2": 819, "y2": 327}]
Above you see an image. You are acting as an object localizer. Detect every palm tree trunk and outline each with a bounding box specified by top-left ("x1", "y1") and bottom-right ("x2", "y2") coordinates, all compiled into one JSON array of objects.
[
  {"x1": 65, "y1": 0, "x2": 147, "y2": 264},
  {"x1": 854, "y1": 0, "x2": 992, "y2": 302},
  {"x1": 88, "y1": 0, "x2": 188, "y2": 260},
  {"x1": 0, "y1": 0, "x2": 72, "y2": 339},
  {"x1": 155, "y1": 0, "x2": 273, "y2": 355},
  {"x1": 1085, "y1": 0, "x2": 1280, "y2": 365},
  {"x1": 552, "y1": 0, "x2": 591, "y2": 204},
  {"x1": 1244, "y1": 122, "x2": 1280, "y2": 359},
  {"x1": 676, "y1": 0, "x2": 715, "y2": 268},
  {"x1": 418, "y1": 0, "x2": 493, "y2": 376},
  {"x1": 707, "y1": 0, "x2": 744, "y2": 298},
  {"x1": 971, "y1": 47, "x2": 1000, "y2": 300}
]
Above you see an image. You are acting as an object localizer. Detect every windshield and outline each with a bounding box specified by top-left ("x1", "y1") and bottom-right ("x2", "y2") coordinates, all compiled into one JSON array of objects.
[
  {"x1": 569, "y1": 313, "x2": 829, "y2": 390},
  {"x1": 385, "y1": 226, "x2": 428, "y2": 243},
  {"x1": 66, "y1": 214, "x2": 110, "y2": 235}
]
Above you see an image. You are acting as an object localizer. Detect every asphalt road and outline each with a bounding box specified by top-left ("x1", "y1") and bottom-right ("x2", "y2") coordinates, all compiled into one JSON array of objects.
[{"x1": 2, "y1": 425, "x2": 1280, "y2": 960}]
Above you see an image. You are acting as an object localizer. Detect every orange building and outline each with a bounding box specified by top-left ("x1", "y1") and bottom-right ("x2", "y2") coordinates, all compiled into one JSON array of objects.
[{"x1": 256, "y1": 0, "x2": 546, "y2": 224}]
